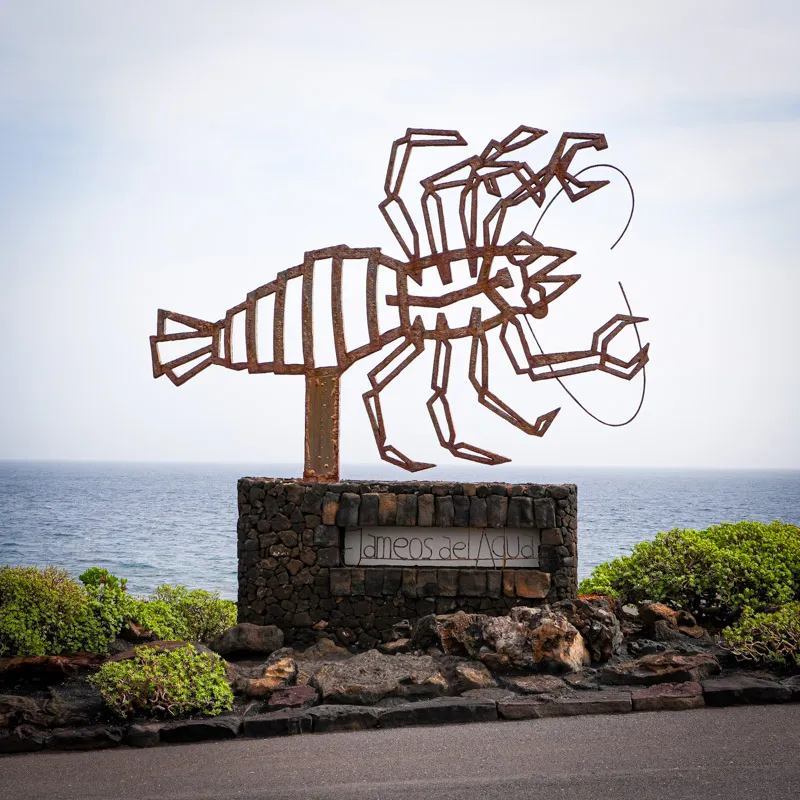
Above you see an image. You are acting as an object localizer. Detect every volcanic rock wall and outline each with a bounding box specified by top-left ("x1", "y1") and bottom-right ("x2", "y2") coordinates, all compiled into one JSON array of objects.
[{"x1": 238, "y1": 479, "x2": 577, "y2": 647}]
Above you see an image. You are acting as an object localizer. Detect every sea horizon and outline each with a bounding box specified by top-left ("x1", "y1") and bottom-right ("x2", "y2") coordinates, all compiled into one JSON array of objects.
[{"x1": 1, "y1": 460, "x2": 798, "y2": 600}]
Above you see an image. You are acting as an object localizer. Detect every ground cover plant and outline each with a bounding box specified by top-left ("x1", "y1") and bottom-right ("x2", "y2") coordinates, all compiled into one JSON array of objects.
[
  {"x1": 89, "y1": 643, "x2": 234, "y2": 718},
  {"x1": 0, "y1": 564, "x2": 236, "y2": 657},
  {"x1": 579, "y1": 520, "x2": 800, "y2": 624},
  {"x1": 722, "y1": 602, "x2": 800, "y2": 668}
]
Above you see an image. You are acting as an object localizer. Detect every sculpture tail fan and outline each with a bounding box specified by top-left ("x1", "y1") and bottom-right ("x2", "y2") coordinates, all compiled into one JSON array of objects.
[{"x1": 149, "y1": 309, "x2": 222, "y2": 386}]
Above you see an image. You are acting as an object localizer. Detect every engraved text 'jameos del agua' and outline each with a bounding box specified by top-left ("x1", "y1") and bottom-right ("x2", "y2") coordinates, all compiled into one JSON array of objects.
[
  {"x1": 344, "y1": 527, "x2": 539, "y2": 568},
  {"x1": 150, "y1": 126, "x2": 649, "y2": 482}
]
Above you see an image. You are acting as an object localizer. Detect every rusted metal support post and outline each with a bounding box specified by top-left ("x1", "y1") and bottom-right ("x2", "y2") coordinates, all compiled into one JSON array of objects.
[{"x1": 304, "y1": 371, "x2": 340, "y2": 482}]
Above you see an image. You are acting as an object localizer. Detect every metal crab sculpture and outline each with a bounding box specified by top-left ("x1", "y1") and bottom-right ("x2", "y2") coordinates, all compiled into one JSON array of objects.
[{"x1": 150, "y1": 126, "x2": 649, "y2": 481}]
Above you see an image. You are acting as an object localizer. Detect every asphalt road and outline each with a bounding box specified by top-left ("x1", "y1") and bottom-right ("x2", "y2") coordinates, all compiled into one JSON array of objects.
[{"x1": 1, "y1": 705, "x2": 799, "y2": 800}]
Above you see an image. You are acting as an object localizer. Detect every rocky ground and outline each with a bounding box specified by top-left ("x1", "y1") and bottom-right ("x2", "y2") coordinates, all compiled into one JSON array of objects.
[{"x1": 2, "y1": 598, "x2": 798, "y2": 755}]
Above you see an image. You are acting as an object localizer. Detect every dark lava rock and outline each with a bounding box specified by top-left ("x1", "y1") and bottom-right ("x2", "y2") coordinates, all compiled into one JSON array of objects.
[
  {"x1": 378, "y1": 697, "x2": 498, "y2": 728},
  {"x1": 780, "y1": 675, "x2": 800, "y2": 701},
  {"x1": 701, "y1": 676, "x2": 792, "y2": 706},
  {"x1": 625, "y1": 639, "x2": 671, "y2": 657},
  {"x1": 47, "y1": 681, "x2": 106, "y2": 726},
  {"x1": 243, "y1": 709, "x2": 312, "y2": 737},
  {"x1": 459, "y1": 688, "x2": 519, "y2": 702},
  {"x1": 307, "y1": 705, "x2": 382, "y2": 733},
  {"x1": 563, "y1": 671, "x2": 601, "y2": 691},
  {"x1": 45, "y1": 725, "x2": 123, "y2": 751},
  {"x1": 208, "y1": 624, "x2": 284, "y2": 657},
  {"x1": 311, "y1": 650, "x2": 447, "y2": 705},
  {"x1": 125, "y1": 722, "x2": 163, "y2": 748},
  {"x1": 498, "y1": 693, "x2": 632, "y2": 720},
  {"x1": 160, "y1": 716, "x2": 242, "y2": 743},
  {"x1": 0, "y1": 725, "x2": 47, "y2": 753}
]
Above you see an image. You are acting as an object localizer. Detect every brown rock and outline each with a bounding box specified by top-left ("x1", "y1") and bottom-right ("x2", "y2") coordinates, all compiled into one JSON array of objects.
[
  {"x1": 513, "y1": 570, "x2": 551, "y2": 599},
  {"x1": 0, "y1": 653, "x2": 107, "y2": 685},
  {"x1": 265, "y1": 685, "x2": 319, "y2": 711},
  {"x1": 529, "y1": 620, "x2": 590, "y2": 673},
  {"x1": 120, "y1": 621, "x2": 156, "y2": 644},
  {"x1": 554, "y1": 597, "x2": 623, "y2": 663},
  {"x1": 601, "y1": 651, "x2": 720, "y2": 686},
  {"x1": 378, "y1": 639, "x2": 411, "y2": 655},
  {"x1": 638, "y1": 602, "x2": 707, "y2": 640},
  {"x1": 448, "y1": 662, "x2": 497, "y2": 693},
  {"x1": 321, "y1": 493, "x2": 339, "y2": 525},
  {"x1": 296, "y1": 638, "x2": 351, "y2": 662},
  {"x1": 500, "y1": 674, "x2": 566, "y2": 695},
  {"x1": 436, "y1": 611, "x2": 488, "y2": 657},
  {"x1": 240, "y1": 657, "x2": 297, "y2": 698},
  {"x1": 631, "y1": 681, "x2": 705, "y2": 711},
  {"x1": 378, "y1": 493, "x2": 398, "y2": 525}
]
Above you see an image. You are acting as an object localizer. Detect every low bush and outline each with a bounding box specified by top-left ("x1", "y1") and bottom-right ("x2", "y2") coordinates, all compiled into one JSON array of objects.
[
  {"x1": 0, "y1": 563, "x2": 236, "y2": 657},
  {"x1": 0, "y1": 566, "x2": 122, "y2": 657},
  {"x1": 722, "y1": 603, "x2": 800, "y2": 668},
  {"x1": 123, "y1": 585, "x2": 236, "y2": 642},
  {"x1": 79, "y1": 567, "x2": 131, "y2": 648},
  {"x1": 578, "y1": 520, "x2": 800, "y2": 623},
  {"x1": 148, "y1": 585, "x2": 237, "y2": 642},
  {"x1": 90, "y1": 644, "x2": 234, "y2": 718},
  {"x1": 124, "y1": 597, "x2": 187, "y2": 641}
]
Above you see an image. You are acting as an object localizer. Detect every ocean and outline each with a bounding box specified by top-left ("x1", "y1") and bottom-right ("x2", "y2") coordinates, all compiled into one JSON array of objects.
[{"x1": 1, "y1": 461, "x2": 798, "y2": 600}]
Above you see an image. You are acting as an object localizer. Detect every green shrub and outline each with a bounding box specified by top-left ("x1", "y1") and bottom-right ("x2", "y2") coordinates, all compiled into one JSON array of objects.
[
  {"x1": 124, "y1": 597, "x2": 187, "y2": 640},
  {"x1": 722, "y1": 603, "x2": 800, "y2": 667},
  {"x1": 0, "y1": 566, "x2": 122, "y2": 656},
  {"x1": 90, "y1": 644, "x2": 234, "y2": 718},
  {"x1": 579, "y1": 521, "x2": 800, "y2": 623},
  {"x1": 130, "y1": 585, "x2": 236, "y2": 642},
  {"x1": 0, "y1": 564, "x2": 236, "y2": 656},
  {"x1": 79, "y1": 567, "x2": 131, "y2": 648},
  {"x1": 79, "y1": 567, "x2": 127, "y2": 592}
]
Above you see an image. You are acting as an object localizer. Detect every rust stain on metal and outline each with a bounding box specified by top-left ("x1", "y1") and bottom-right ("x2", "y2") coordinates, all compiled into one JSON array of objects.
[{"x1": 150, "y1": 126, "x2": 649, "y2": 481}]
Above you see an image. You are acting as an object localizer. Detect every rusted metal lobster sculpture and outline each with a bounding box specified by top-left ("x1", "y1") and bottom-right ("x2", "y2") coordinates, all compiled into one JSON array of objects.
[{"x1": 150, "y1": 126, "x2": 649, "y2": 481}]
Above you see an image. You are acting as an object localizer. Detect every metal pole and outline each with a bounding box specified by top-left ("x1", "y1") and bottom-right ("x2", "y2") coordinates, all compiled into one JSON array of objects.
[{"x1": 304, "y1": 371, "x2": 340, "y2": 482}]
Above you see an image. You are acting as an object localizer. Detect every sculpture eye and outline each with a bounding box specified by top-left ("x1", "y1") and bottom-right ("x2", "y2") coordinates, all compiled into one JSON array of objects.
[{"x1": 531, "y1": 302, "x2": 548, "y2": 319}]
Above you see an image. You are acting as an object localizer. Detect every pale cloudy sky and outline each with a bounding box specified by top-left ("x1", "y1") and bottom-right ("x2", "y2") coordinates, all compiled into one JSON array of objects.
[{"x1": 1, "y1": 1, "x2": 798, "y2": 472}]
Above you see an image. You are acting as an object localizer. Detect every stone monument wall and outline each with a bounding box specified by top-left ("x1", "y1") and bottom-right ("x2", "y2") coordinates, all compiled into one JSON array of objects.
[{"x1": 237, "y1": 479, "x2": 577, "y2": 647}]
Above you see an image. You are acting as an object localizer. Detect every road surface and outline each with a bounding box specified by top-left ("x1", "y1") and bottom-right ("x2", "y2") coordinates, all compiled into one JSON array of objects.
[{"x1": 1, "y1": 705, "x2": 798, "y2": 800}]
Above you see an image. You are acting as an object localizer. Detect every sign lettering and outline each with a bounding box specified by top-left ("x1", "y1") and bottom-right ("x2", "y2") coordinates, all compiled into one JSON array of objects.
[{"x1": 343, "y1": 527, "x2": 540, "y2": 568}]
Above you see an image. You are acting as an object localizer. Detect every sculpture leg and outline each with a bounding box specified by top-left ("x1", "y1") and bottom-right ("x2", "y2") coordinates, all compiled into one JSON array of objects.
[
  {"x1": 471, "y1": 314, "x2": 560, "y2": 435},
  {"x1": 426, "y1": 327, "x2": 512, "y2": 465},
  {"x1": 363, "y1": 332, "x2": 435, "y2": 472}
]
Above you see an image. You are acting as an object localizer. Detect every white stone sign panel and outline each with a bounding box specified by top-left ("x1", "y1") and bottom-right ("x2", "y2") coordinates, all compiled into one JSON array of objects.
[{"x1": 343, "y1": 527, "x2": 540, "y2": 568}]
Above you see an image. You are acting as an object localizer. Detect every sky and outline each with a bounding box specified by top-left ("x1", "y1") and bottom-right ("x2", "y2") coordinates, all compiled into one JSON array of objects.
[{"x1": 1, "y1": 1, "x2": 799, "y2": 473}]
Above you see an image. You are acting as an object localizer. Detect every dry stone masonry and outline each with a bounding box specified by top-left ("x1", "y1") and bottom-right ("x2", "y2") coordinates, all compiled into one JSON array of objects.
[{"x1": 237, "y1": 479, "x2": 578, "y2": 646}]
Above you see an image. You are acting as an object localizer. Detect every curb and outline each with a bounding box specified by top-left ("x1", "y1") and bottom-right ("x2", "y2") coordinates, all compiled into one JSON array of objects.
[{"x1": 2, "y1": 685, "x2": 798, "y2": 755}]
